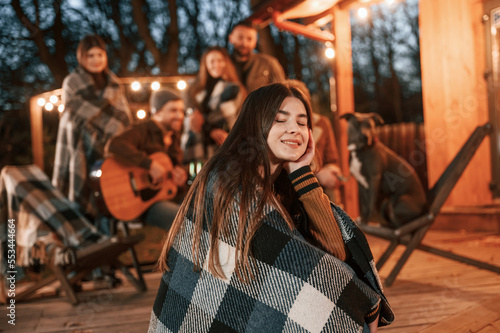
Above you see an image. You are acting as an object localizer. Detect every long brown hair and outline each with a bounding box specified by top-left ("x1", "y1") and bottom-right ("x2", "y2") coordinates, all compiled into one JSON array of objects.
[
  {"x1": 157, "y1": 83, "x2": 313, "y2": 282},
  {"x1": 189, "y1": 46, "x2": 245, "y2": 99}
]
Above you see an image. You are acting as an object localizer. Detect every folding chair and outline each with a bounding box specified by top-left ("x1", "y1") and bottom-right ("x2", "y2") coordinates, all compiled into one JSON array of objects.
[
  {"x1": 12, "y1": 234, "x2": 144, "y2": 305},
  {"x1": 0, "y1": 165, "x2": 146, "y2": 305},
  {"x1": 359, "y1": 123, "x2": 500, "y2": 286}
]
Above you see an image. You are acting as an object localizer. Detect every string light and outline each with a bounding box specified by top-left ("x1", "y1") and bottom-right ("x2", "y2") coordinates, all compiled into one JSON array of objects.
[
  {"x1": 386, "y1": 0, "x2": 395, "y2": 4},
  {"x1": 136, "y1": 109, "x2": 146, "y2": 119},
  {"x1": 58, "y1": 104, "x2": 65, "y2": 112},
  {"x1": 177, "y1": 80, "x2": 187, "y2": 90},
  {"x1": 45, "y1": 103, "x2": 54, "y2": 111},
  {"x1": 325, "y1": 47, "x2": 335, "y2": 59},
  {"x1": 131, "y1": 81, "x2": 141, "y2": 91},
  {"x1": 49, "y1": 95, "x2": 58, "y2": 104},
  {"x1": 37, "y1": 98, "x2": 46, "y2": 106},
  {"x1": 151, "y1": 81, "x2": 160, "y2": 91},
  {"x1": 358, "y1": 7, "x2": 368, "y2": 19}
]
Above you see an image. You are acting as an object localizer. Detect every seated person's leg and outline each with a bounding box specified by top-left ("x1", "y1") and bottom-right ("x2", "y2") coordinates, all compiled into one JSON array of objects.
[{"x1": 143, "y1": 201, "x2": 180, "y2": 232}]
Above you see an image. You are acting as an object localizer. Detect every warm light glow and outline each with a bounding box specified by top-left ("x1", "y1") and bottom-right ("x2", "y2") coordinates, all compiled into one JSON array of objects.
[
  {"x1": 131, "y1": 81, "x2": 141, "y2": 91},
  {"x1": 37, "y1": 98, "x2": 46, "y2": 106},
  {"x1": 49, "y1": 95, "x2": 58, "y2": 104},
  {"x1": 177, "y1": 80, "x2": 187, "y2": 90},
  {"x1": 358, "y1": 7, "x2": 368, "y2": 19},
  {"x1": 492, "y1": 27, "x2": 497, "y2": 36},
  {"x1": 58, "y1": 104, "x2": 65, "y2": 112},
  {"x1": 151, "y1": 81, "x2": 160, "y2": 91},
  {"x1": 136, "y1": 109, "x2": 146, "y2": 119},
  {"x1": 325, "y1": 47, "x2": 335, "y2": 59},
  {"x1": 386, "y1": 0, "x2": 395, "y2": 4},
  {"x1": 45, "y1": 103, "x2": 54, "y2": 111}
]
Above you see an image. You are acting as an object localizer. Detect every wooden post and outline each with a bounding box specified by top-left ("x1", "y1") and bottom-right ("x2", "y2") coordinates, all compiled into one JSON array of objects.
[
  {"x1": 332, "y1": 4, "x2": 359, "y2": 218},
  {"x1": 30, "y1": 96, "x2": 44, "y2": 170},
  {"x1": 419, "y1": 0, "x2": 492, "y2": 206}
]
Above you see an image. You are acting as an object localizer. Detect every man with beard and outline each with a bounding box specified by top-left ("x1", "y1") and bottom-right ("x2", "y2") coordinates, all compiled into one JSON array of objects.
[
  {"x1": 228, "y1": 21, "x2": 286, "y2": 93},
  {"x1": 105, "y1": 88, "x2": 188, "y2": 231}
]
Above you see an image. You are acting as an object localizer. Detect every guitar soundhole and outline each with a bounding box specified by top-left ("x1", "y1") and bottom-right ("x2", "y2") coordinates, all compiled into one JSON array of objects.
[{"x1": 140, "y1": 188, "x2": 160, "y2": 201}]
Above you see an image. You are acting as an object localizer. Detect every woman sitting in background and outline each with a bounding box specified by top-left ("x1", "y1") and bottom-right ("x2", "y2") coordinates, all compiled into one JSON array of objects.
[
  {"x1": 182, "y1": 46, "x2": 246, "y2": 165},
  {"x1": 149, "y1": 83, "x2": 393, "y2": 333}
]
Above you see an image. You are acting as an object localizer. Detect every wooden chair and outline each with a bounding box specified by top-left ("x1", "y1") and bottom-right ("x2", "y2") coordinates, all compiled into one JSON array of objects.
[{"x1": 359, "y1": 123, "x2": 500, "y2": 286}]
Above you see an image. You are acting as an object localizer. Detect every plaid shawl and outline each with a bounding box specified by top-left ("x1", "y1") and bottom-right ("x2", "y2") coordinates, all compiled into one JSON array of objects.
[
  {"x1": 149, "y1": 180, "x2": 394, "y2": 332},
  {"x1": 0, "y1": 165, "x2": 100, "y2": 276},
  {"x1": 182, "y1": 81, "x2": 243, "y2": 163},
  {"x1": 52, "y1": 66, "x2": 131, "y2": 217}
]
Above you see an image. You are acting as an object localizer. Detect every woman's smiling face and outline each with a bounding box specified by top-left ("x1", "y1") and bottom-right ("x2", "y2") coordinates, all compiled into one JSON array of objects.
[
  {"x1": 267, "y1": 96, "x2": 309, "y2": 169},
  {"x1": 82, "y1": 47, "x2": 107, "y2": 74}
]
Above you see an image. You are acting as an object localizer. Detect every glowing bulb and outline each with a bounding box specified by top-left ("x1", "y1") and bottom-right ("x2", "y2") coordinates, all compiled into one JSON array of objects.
[
  {"x1": 131, "y1": 81, "x2": 141, "y2": 91},
  {"x1": 136, "y1": 109, "x2": 146, "y2": 119},
  {"x1": 151, "y1": 81, "x2": 160, "y2": 91},
  {"x1": 45, "y1": 103, "x2": 54, "y2": 111},
  {"x1": 37, "y1": 98, "x2": 46, "y2": 106},
  {"x1": 58, "y1": 104, "x2": 65, "y2": 112},
  {"x1": 177, "y1": 80, "x2": 187, "y2": 90},
  {"x1": 325, "y1": 47, "x2": 335, "y2": 59},
  {"x1": 49, "y1": 95, "x2": 58, "y2": 104},
  {"x1": 358, "y1": 7, "x2": 368, "y2": 18},
  {"x1": 386, "y1": 0, "x2": 395, "y2": 4}
]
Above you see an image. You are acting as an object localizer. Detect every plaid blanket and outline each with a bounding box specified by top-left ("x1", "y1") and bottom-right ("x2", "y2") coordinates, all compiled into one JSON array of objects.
[
  {"x1": 182, "y1": 81, "x2": 243, "y2": 163},
  {"x1": 149, "y1": 182, "x2": 394, "y2": 332},
  {"x1": 52, "y1": 66, "x2": 131, "y2": 218},
  {"x1": 0, "y1": 165, "x2": 101, "y2": 276}
]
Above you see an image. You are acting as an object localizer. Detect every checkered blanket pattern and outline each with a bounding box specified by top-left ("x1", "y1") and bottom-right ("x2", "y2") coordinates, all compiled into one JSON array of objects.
[
  {"x1": 52, "y1": 66, "x2": 131, "y2": 218},
  {"x1": 0, "y1": 165, "x2": 100, "y2": 275},
  {"x1": 149, "y1": 197, "x2": 393, "y2": 332}
]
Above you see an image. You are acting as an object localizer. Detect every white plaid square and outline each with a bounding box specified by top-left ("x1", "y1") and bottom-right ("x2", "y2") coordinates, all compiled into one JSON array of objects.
[{"x1": 288, "y1": 282, "x2": 335, "y2": 333}]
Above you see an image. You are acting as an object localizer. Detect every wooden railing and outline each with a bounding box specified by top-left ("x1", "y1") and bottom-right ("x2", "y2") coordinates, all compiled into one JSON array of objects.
[{"x1": 375, "y1": 122, "x2": 429, "y2": 190}]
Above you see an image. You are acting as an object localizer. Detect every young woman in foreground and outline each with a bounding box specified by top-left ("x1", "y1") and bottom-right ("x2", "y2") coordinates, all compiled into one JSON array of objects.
[{"x1": 149, "y1": 83, "x2": 393, "y2": 333}]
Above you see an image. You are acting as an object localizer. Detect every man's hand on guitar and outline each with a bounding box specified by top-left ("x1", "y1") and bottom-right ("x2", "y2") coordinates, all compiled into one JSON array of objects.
[
  {"x1": 149, "y1": 159, "x2": 167, "y2": 185},
  {"x1": 171, "y1": 166, "x2": 188, "y2": 187}
]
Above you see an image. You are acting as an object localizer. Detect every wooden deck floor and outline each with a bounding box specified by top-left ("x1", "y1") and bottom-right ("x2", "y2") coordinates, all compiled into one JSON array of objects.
[{"x1": 1, "y1": 229, "x2": 499, "y2": 332}]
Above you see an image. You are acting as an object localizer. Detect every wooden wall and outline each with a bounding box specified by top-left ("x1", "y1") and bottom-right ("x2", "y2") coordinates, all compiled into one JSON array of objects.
[{"x1": 419, "y1": 0, "x2": 492, "y2": 206}]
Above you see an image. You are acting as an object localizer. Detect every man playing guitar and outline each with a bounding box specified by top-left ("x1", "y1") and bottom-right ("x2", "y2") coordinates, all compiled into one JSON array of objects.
[{"x1": 104, "y1": 88, "x2": 188, "y2": 231}]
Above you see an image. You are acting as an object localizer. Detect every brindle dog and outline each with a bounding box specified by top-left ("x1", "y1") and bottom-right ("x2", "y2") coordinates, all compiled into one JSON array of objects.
[{"x1": 341, "y1": 113, "x2": 427, "y2": 228}]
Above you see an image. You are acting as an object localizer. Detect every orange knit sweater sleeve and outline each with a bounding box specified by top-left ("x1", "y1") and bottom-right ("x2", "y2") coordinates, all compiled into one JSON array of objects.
[{"x1": 288, "y1": 166, "x2": 347, "y2": 261}]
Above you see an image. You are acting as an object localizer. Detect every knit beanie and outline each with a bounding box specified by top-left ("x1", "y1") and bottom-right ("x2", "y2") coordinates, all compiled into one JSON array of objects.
[{"x1": 150, "y1": 88, "x2": 182, "y2": 114}]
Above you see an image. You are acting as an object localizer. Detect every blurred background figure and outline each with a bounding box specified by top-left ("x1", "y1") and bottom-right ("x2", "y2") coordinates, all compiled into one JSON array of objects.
[
  {"x1": 52, "y1": 34, "x2": 132, "y2": 221},
  {"x1": 228, "y1": 20, "x2": 286, "y2": 93},
  {"x1": 182, "y1": 46, "x2": 246, "y2": 167}
]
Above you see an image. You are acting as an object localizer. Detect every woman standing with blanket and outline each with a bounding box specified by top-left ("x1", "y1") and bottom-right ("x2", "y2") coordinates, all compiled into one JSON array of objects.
[
  {"x1": 149, "y1": 83, "x2": 393, "y2": 332},
  {"x1": 52, "y1": 35, "x2": 132, "y2": 219},
  {"x1": 182, "y1": 46, "x2": 246, "y2": 164}
]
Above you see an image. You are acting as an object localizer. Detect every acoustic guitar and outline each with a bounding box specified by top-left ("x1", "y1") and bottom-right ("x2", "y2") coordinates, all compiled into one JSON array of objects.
[{"x1": 90, "y1": 152, "x2": 177, "y2": 221}]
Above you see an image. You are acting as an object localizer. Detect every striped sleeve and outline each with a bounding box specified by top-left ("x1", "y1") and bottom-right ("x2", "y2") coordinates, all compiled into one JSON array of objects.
[{"x1": 288, "y1": 166, "x2": 347, "y2": 261}]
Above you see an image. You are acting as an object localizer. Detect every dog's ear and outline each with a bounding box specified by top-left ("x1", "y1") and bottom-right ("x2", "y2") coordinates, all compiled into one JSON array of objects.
[
  {"x1": 340, "y1": 112, "x2": 356, "y2": 121},
  {"x1": 369, "y1": 113, "x2": 385, "y2": 126}
]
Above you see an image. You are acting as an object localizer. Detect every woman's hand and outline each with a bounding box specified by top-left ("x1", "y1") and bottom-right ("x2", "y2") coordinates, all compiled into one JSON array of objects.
[
  {"x1": 368, "y1": 314, "x2": 379, "y2": 333},
  {"x1": 283, "y1": 129, "x2": 315, "y2": 174},
  {"x1": 189, "y1": 110, "x2": 204, "y2": 133},
  {"x1": 210, "y1": 129, "x2": 228, "y2": 146}
]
